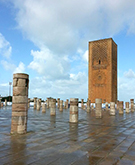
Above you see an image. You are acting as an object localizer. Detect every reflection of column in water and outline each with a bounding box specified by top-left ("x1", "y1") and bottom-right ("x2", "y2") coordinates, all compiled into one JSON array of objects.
[{"x1": 50, "y1": 115, "x2": 56, "y2": 128}]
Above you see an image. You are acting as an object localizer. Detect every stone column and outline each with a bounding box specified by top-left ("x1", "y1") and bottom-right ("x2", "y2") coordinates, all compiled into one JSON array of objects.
[
  {"x1": 63, "y1": 101, "x2": 66, "y2": 109},
  {"x1": 69, "y1": 98, "x2": 78, "y2": 123},
  {"x1": 34, "y1": 97, "x2": 37, "y2": 109},
  {"x1": 50, "y1": 99, "x2": 56, "y2": 115},
  {"x1": 95, "y1": 99, "x2": 102, "y2": 118},
  {"x1": 87, "y1": 99, "x2": 91, "y2": 113},
  {"x1": 125, "y1": 102, "x2": 129, "y2": 113},
  {"x1": 105, "y1": 102, "x2": 108, "y2": 111},
  {"x1": 91, "y1": 104, "x2": 94, "y2": 110},
  {"x1": 0, "y1": 98, "x2": 1, "y2": 108},
  {"x1": 57, "y1": 98, "x2": 60, "y2": 109},
  {"x1": 130, "y1": 99, "x2": 134, "y2": 112},
  {"x1": 37, "y1": 99, "x2": 40, "y2": 111},
  {"x1": 59, "y1": 100, "x2": 63, "y2": 112},
  {"x1": 11, "y1": 73, "x2": 29, "y2": 134},
  {"x1": 5, "y1": 99, "x2": 7, "y2": 106},
  {"x1": 66, "y1": 99, "x2": 69, "y2": 109},
  {"x1": 42, "y1": 102, "x2": 46, "y2": 113},
  {"x1": 117, "y1": 100, "x2": 119, "y2": 110},
  {"x1": 47, "y1": 98, "x2": 49, "y2": 109},
  {"x1": 28, "y1": 98, "x2": 30, "y2": 108},
  {"x1": 119, "y1": 101, "x2": 123, "y2": 114},
  {"x1": 81, "y1": 99, "x2": 84, "y2": 109},
  {"x1": 110, "y1": 102, "x2": 115, "y2": 115}
]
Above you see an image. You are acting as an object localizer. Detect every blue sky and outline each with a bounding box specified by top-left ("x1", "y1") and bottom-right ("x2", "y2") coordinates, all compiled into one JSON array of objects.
[{"x1": 0, "y1": 0, "x2": 135, "y2": 102}]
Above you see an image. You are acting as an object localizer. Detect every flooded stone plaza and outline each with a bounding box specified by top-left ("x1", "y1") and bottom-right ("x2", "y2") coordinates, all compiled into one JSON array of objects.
[{"x1": 1, "y1": 105, "x2": 135, "y2": 165}]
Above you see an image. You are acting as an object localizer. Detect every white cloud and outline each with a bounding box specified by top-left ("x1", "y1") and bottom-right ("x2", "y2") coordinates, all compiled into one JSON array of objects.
[
  {"x1": 1, "y1": 60, "x2": 16, "y2": 71},
  {"x1": 30, "y1": 72, "x2": 88, "y2": 100},
  {"x1": 13, "y1": 62, "x2": 25, "y2": 73},
  {"x1": 11, "y1": 0, "x2": 135, "y2": 55},
  {"x1": 124, "y1": 69, "x2": 135, "y2": 78},
  {"x1": 0, "y1": 33, "x2": 12, "y2": 58},
  {"x1": 82, "y1": 50, "x2": 88, "y2": 62},
  {"x1": 28, "y1": 48, "x2": 70, "y2": 80}
]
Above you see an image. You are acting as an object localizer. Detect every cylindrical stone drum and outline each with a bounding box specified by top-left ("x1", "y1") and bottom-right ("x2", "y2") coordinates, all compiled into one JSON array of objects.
[
  {"x1": 63, "y1": 101, "x2": 66, "y2": 109},
  {"x1": 50, "y1": 99, "x2": 56, "y2": 116},
  {"x1": 130, "y1": 99, "x2": 134, "y2": 112},
  {"x1": 42, "y1": 103, "x2": 46, "y2": 113},
  {"x1": 59, "y1": 100, "x2": 63, "y2": 112},
  {"x1": 5, "y1": 99, "x2": 7, "y2": 106},
  {"x1": 110, "y1": 102, "x2": 115, "y2": 115},
  {"x1": 57, "y1": 98, "x2": 60, "y2": 109},
  {"x1": 28, "y1": 98, "x2": 30, "y2": 108},
  {"x1": 119, "y1": 101, "x2": 124, "y2": 114},
  {"x1": 11, "y1": 73, "x2": 29, "y2": 134},
  {"x1": 66, "y1": 99, "x2": 69, "y2": 109},
  {"x1": 91, "y1": 104, "x2": 94, "y2": 110},
  {"x1": 105, "y1": 102, "x2": 108, "y2": 111},
  {"x1": 87, "y1": 99, "x2": 91, "y2": 113},
  {"x1": 81, "y1": 99, "x2": 84, "y2": 109},
  {"x1": 69, "y1": 98, "x2": 78, "y2": 123},
  {"x1": 34, "y1": 97, "x2": 37, "y2": 109},
  {"x1": 47, "y1": 98, "x2": 49, "y2": 109},
  {"x1": 125, "y1": 102, "x2": 129, "y2": 113},
  {"x1": 37, "y1": 99, "x2": 40, "y2": 111},
  {"x1": 95, "y1": 99, "x2": 102, "y2": 118},
  {"x1": 117, "y1": 100, "x2": 119, "y2": 110}
]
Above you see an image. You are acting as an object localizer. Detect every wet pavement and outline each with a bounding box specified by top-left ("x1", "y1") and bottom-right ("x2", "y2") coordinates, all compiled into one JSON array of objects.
[{"x1": 0, "y1": 106, "x2": 135, "y2": 165}]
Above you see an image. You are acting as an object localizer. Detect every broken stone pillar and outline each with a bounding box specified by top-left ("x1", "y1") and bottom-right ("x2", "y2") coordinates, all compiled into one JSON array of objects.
[
  {"x1": 81, "y1": 99, "x2": 84, "y2": 109},
  {"x1": 47, "y1": 98, "x2": 49, "y2": 109},
  {"x1": 11, "y1": 73, "x2": 29, "y2": 134},
  {"x1": 119, "y1": 101, "x2": 124, "y2": 114},
  {"x1": 63, "y1": 101, "x2": 66, "y2": 109},
  {"x1": 57, "y1": 98, "x2": 60, "y2": 109},
  {"x1": 42, "y1": 102, "x2": 46, "y2": 113},
  {"x1": 59, "y1": 100, "x2": 63, "y2": 112},
  {"x1": 28, "y1": 98, "x2": 30, "y2": 108},
  {"x1": 50, "y1": 99, "x2": 56, "y2": 115},
  {"x1": 34, "y1": 97, "x2": 37, "y2": 109},
  {"x1": 105, "y1": 102, "x2": 108, "y2": 111},
  {"x1": 5, "y1": 99, "x2": 7, "y2": 106},
  {"x1": 39, "y1": 98, "x2": 42, "y2": 107},
  {"x1": 95, "y1": 98, "x2": 102, "y2": 118},
  {"x1": 117, "y1": 100, "x2": 119, "y2": 110},
  {"x1": 69, "y1": 98, "x2": 78, "y2": 123},
  {"x1": 130, "y1": 99, "x2": 134, "y2": 112},
  {"x1": 87, "y1": 99, "x2": 91, "y2": 113},
  {"x1": 0, "y1": 99, "x2": 1, "y2": 108},
  {"x1": 66, "y1": 99, "x2": 69, "y2": 109},
  {"x1": 125, "y1": 102, "x2": 129, "y2": 113},
  {"x1": 110, "y1": 102, "x2": 115, "y2": 115},
  {"x1": 91, "y1": 104, "x2": 94, "y2": 110},
  {"x1": 37, "y1": 99, "x2": 40, "y2": 111}
]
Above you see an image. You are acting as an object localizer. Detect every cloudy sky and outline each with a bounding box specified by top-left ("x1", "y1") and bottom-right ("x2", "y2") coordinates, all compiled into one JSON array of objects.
[{"x1": 0, "y1": 0, "x2": 135, "y2": 102}]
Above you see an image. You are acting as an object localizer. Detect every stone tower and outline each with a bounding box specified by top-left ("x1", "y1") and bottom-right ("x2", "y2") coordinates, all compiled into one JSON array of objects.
[{"x1": 88, "y1": 38, "x2": 117, "y2": 103}]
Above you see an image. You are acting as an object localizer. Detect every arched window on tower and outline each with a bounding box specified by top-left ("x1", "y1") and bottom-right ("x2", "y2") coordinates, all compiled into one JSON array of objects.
[{"x1": 99, "y1": 60, "x2": 101, "y2": 64}]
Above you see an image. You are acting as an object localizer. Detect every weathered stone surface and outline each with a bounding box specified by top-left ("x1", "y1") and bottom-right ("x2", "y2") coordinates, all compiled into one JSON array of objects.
[
  {"x1": 119, "y1": 101, "x2": 124, "y2": 114},
  {"x1": 88, "y1": 38, "x2": 117, "y2": 103},
  {"x1": 5, "y1": 99, "x2": 7, "y2": 106},
  {"x1": 59, "y1": 100, "x2": 63, "y2": 112},
  {"x1": 125, "y1": 102, "x2": 129, "y2": 113},
  {"x1": 11, "y1": 73, "x2": 29, "y2": 134},
  {"x1": 87, "y1": 99, "x2": 91, "y2": 113},
  {"x1": 42, "y1": 103, "x2": 46, "y2": 113},
  {"x1": 69, "y1": 98, "x2": 78, "y2": 123},
  {"x1": 50, "y1": 99, "x2": 56, "y2": 116},
  {"x1": 95, "y1": 98, "x2": 102, "y2": 118},
  {"x1": 130, "y1": 99, "x2": 134, "y2": 112},
  {"x1": 110, "y1": 102, "x2": 115, "y2": 115}
]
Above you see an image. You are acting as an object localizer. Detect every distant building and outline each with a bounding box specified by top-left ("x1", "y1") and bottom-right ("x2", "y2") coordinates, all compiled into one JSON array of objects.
[{"x1": 88, "y1": 38, "x2": 117, "y2": 103}]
